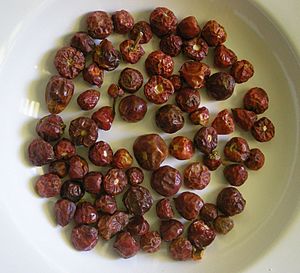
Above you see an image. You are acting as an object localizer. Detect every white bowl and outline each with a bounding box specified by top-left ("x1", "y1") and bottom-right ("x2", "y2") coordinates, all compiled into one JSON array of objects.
[{"x1": 0, "y1": 0, "x2": 299, "y2": 273}]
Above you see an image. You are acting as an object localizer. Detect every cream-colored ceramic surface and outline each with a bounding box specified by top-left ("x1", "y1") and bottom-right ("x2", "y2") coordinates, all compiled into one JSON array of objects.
[{"x1": 0, "y1": 1, "x2": 299, "y2": 272}]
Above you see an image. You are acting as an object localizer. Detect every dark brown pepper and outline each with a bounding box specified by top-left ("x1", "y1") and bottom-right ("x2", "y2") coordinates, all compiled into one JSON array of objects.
[
  {"x1": 183, "y1": 37, "x2": 208, "y2": 61},
  {"x1": 140, "y1": 231, "x2": 162, "y2": 253},
  {"x1": 183, "y1": 162, "x2": 211, "y2": 190},
  {"x1": 169, "y1": 237, "x2": 192, "y2": 261},
  {"x1": 53, "y1": 138, "x2": 76, "y2": 160},
  {"x1": 45, "y1": 75, "x2": 74, "y2": 114},
  {"x1": 118, "y1": 68, "x2": 144, "y2": 93},
  {"x1": 86, "y1": 11, "x2": 113, "y2": 39},
  {"x1": 177, "y1": 16, "x2": 200, "y2": 40},
  {"x1": 151, "y1": 165, "x2": 182, "y2": 197},
  {"x1": 217, "y1": 187, "x2": 246, "y2": 216},
  {"x1": 69, "y1": 117, "x2": 98, "y2": 147},
  {"x1": 245, "y1": 148, "x2": 265, "y2": 170},
  {"x1": 188, "y1": 220, "x2": 216, "y2": 248},
  {"x1": 92, "y1": 106, "x2": 114, "y2": 131},
  {"x1": 123, "y1": 185, "x2": 153, "y2": 216},
  {"x1": 159, "y1": 34, "x2": 183, "y2": 57},
  {"x1": 113, "y1": 231, "x2": 140, "y2": 258},
  {"x1": 203, "y1": 150, "x2": 222, "y2": 171},
  {"x1": 169, "y1": 136, "x2": 194, "y2": 160},
  {"x1": 60, "y1": 180, "x2": 85, "y2": 203},
  {"x1": 48, "y1": 160, "x2": 68, "y2": 178},
  {"x1": 35, "y1": 173, "x2": 62, "y2": 198},
  {"x1": 149, "y1": 7, "x2": 177, "y2": 37},
  {"x1": 74, "y1": 201, "x2": 98, "y2": 225},
  {"x1": 28, "y1": 138, "x2": 55, "y2": 166},
  {"x1": 68, "y1": 155, "x2": 89, "y2": 180},
  {"x1": 156, "y1": 198, "x2": 174, "y2": 219},
  {"x1": 93, "y1": 39, "x2": 120, "y2": 71},
  {"x1": 200, "y1": 203, "x2": 218, "y2": 223},
  {"x1": 179, "y1": 61, "x2": 211, "y2": 89},
  {"x1": 71, "y1": 225, "x2": 98, "y2": 251},
  {"x1": 168, "y1": 74, "x2": 183, "y2": 92},
  {"x1": 133, "y1": 134, "x2": 168, "y2": 171},
  {"x1": 175, "y1": 87, "x2": 200, "y2": 113},
  {"x1": 129, "y1": 21, "x2": 153, "y2": 44},
  {"x1": 251, "y1": 117, "x2": 275, "y2": 142},
  {"x1": 82, "y1": 63, "x2": 104, "y2": 87},
  {"x1": 95, "y1": 195, "x2": 117, "y2": 215},
  {"x1": 54, "y1": 46, "x2": 85, "y2": 79},
  {"x1": 83, "y1": 171, "x2": 103, "y2": 195},
  {"x1": 70, "y1": 32, "x2": 95, "y2": 55},
  {"x1": 189, "y1": 106, "x2": 210, "y2": 126},
  {"x1": 223, "y1": 137, "x2": 250, "y2": 162},
  {"x1": 112, "y1": 10, "x2": 134, "y2": 34},
  {"x1": 107, "y1": 83, "x2": 124, "y2": 98},
  {"x1": 223, "y1": 164, "x2": 248, "y2": 186},
  {"x1": 231, "y1": 108, "x2": 257, "y2": 131},
  {"x1": 119, "y1": 38, "x2": 145, "y2": 64},
  {"x1": 88, "y1": 141, "x2": 113, "y2": 167},
  {"x1": 155, "y1": 104, "x2": 184, "y2": 133},
  {"x1": 214, "y1": 45, "x2": 237, "y2": 68},
  {"x1": 126, "y1": 167, "x2": 144, "y2": 186},
  {"x1": 144, "y1": 75, "x2": 174, "y2": 104},
  {"x1": 230, "y1": 60, "x2": 254, "y2": 83},
  {"x1": 36, "y1": 114, "x2": 65, "y2": 142},
  {"x1": 145, "y1": 50, "x2": 174, "y2": 78},
  {"x1": 214, "y1": 215, "x2": 234, "y2": 234},
  {"x1": 206, "y1": 72, "x2": 235, "y2": 100},
  {"x1": 194, "y1": 126, "x2": 218, "y2": 155},
  {"x1": 160, "y1": 219, "x2": 184, "y2": 242},
  {"x1": 113, "y1": 148, "x2": 133, "y2": 169},
  {"x1": 244, "y1": 87, "x2": 269, "y2": 114},
  {"x1": 26, "y1": 11, "x2": 276, "y2": 260},
  {"x1": 119, "y1": 95, "x2": 147, "y2": 122},
  {"x1": 201, "y1": 20, "x2": 227, "y2": 46},
  {"x1": 98, "y1": 211, "x2": 129, "y2": 240},
  {"x1": 127, "y1": 216, "x2": 150, "y2": 236},
  {"x1": 212, "y1": 109, "x2": 235, "y2": 135},
  {"x1": 103, "y1": 168, "x2": 128, "y2": 196},
  {"x1": 54, "y1": 199, "x2": 76, "y2": 227},
  {"x1": 174, "y1": 192, "x2": 204, "y2": 220},
  {"x1": 77, "y1": 89, "x2": 100, "y2": 111}
]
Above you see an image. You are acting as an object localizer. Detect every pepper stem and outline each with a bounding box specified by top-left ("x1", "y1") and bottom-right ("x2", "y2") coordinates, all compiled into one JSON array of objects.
[
  {"x1": 133, "y1": 31, "x2": 143, "y2": 50},
  {"x1": 112, "y1": 97, "x2": 117, "y2": 117}
]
